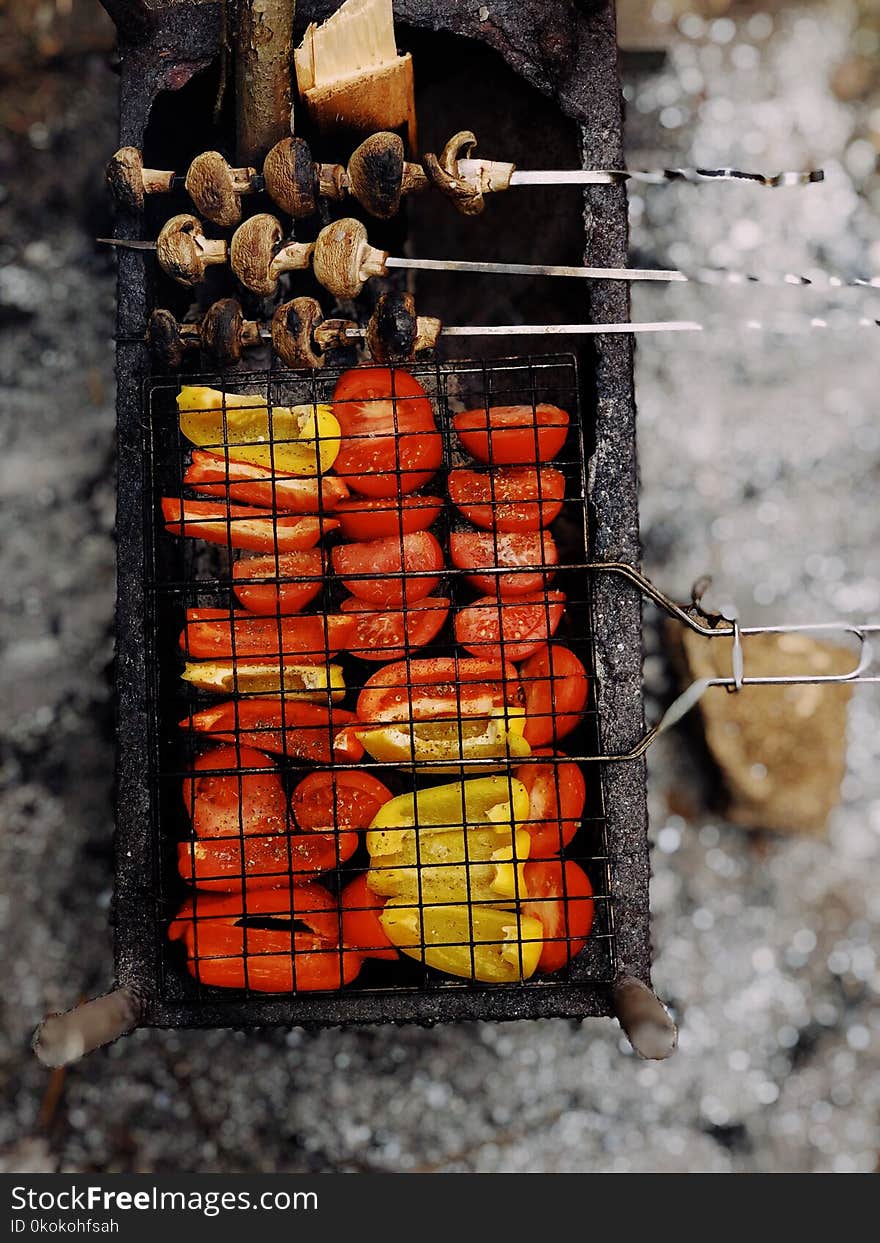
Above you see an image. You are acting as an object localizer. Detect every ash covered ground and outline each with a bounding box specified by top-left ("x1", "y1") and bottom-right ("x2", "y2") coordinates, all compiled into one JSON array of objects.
[{"x1": 1, "y1": 1, "x2": 879, "y2": 1173}]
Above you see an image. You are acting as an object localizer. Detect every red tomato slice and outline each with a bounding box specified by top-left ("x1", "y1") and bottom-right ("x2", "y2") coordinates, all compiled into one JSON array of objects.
[
  {"x1": 184, "y1": 451, "x2": 349, "y2": 512},
  {"x1": 357, "y1": 657, "x2": 522, "y2": 724},
  {"x1": 340, "y1": 875, "x2": 397, "y2": 960},
  {"x1": 455, "y1": 591, "x2": 566, "y2": 662},
  {"x1": 332, "y1": 531, "x2": 444, "y2": 607},
  {"x1": 453, "y1": 405, "x2": 570, "y2": 465},
  {"x1": 232, "y1": 550, "x2": 324, "y2": 615},
  {"x1": 182, "y1": 698, "x2": 357, "y2": 764},
  {"x1": 161, "y1": 497, "x2": 338, "y2": 553},
  {"x1": 291, "y1": 770, "x2": 393, "y2": 834},
  {"x1": 449, "y1": 530, "x2": 558, "y2": 598},
  {"x1": 334, "y1": 495, "x2": 443, "y2": 541},
  {"x1": 332, "y1": 367, "x2": 442, "y2": 497},
  {"x1": 177, "y1": 829, "x2": 357, "y2": 892},
  {"x1": 340, "y1": 596, "x2": 449, "y2": 662},
  {"x1": 520, "y1": 644, "x2": 589, "y2": 747},
  {"x1": 522, "y1": 859, "x2": 594, "y2": 973},
  {"x1": 515, "y1": 750, "x2": 586, "y2": 857},
  {"x1": 447, "y1": 468, "x2": 565, "y2": 531},
  {"x1": 183, "y1": 745, "x2": 288, "y2": 838},
  {"x1": 180, "y1": 610, "x2": 354, "y2": 662}
]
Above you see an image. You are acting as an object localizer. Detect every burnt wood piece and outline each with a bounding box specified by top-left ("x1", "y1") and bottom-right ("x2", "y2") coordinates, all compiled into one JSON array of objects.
[{"x1": 104, "y1": 0, "x2": 651, "y2": 1033}]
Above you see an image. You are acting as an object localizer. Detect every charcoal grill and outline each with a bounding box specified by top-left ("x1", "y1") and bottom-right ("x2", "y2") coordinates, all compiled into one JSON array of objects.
[{"x1": 35, "y1": 0, "x2": 674, "y2": 1064}]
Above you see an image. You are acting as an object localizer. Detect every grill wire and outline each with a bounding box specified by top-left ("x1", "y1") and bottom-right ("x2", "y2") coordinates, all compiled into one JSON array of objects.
[{"x1": 143, "y1": 354, "x2": 619, "y2": 1013}]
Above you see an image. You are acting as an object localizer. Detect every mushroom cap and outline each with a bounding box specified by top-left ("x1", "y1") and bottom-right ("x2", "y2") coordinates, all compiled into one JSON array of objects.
[
  {"x1": 347, "y1": 132, "x2": 405, "y2": 220},
  {"x1": 230, "y1": 213, "x2": 283, "y2": 296},
  {"x1": 147, "y1": 308, "x2": 185, "y2": 368},
  {"x1": 156, "y1": 214, "x2": 212, "y2": 287},
  {"x1": 312, "y1": 217, "x2": 374, "y2": 301},
  {"x1": 263, "y1": 137, "x2": 319, "y2": 219},
  {"x1": 185, "y1": 151, "x2": 241, "y2": 228},
  {"x1": 272, "y1": 298, "x2": 325, "y2": 369},
  {"x1": 366, "y1": 290, "x2": 417, "y2": 362},
  {"x1": 106, "y1": 146, "x2": 145, "y2": 212},
  {"x1": 201, "y1": 298, "x2": 245, "y2": 363}
]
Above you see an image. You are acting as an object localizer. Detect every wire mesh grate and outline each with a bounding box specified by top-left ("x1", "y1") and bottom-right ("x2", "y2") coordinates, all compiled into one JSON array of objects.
[{"x1": 141, "y1": 353, "x2": 620, "y2": 1018}]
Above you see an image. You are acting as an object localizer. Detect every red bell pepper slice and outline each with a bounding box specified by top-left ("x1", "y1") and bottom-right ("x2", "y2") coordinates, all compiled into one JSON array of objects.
[
  {"x1": 177, "y1": 828, "x2": 357, "y2": 892},
  {"x1": 356, "y1": 657, "x2": 522, "y2": 725},
  {"x1": 182, "y1": 698, "x2": 357, "y2": 763},
  {"x1": 180, "y1": 609, "x2": 354, "y2": 661},
  {"x1": 332, "y1": 531, "x2": 444, "y2": 607},
  {"x1": 183, "y1": 744, "x2": 288, "y2": 838},
  {"x1": 339, "y1": 596, "x2": 449, "y2": 662},
  {"x1": 184, "y1": 450, "x2": 350, "y2": 512},
  {"x1": 231, "y1": 550, "x2": 325, "y2": 615},
  {"x1": 339, "y1": 875, "x2": 397, "y2": 960},
  {"x1": 170, "y1": 880, "x2": 340, "y2": 939},
  {"x1": 521, "y1": 859, "x2": 594, "y2": 974},
  {"x1": 291, "y1": 770, "x2": 393, "y2": 834},
  {"x1": 514, "y1": 750, "x2": 586, "y2": 857},
  {"x1": 455, "y1": 592, "x2": 566, "y2": 662},
  {"x1": 162, "y1": 497, "x2": 339, "y2": 553}
]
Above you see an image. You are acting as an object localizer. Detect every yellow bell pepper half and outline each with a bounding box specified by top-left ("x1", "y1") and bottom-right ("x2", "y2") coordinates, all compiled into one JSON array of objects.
[
  {"x1": 177, "y1": 386, "x2": 340, "y2": 476},
  {"x1": 181, "y1": 659, "x2": 345, "y2": 700},
  {"x1": 367, "y1": 824, "x2": 531, "y2": 904},
  {"x1": 354, "y1": 707, "x2": 530, "y2": 773},
  {"x1": 366, "y1": 775, "x2": 530, "y2": 857},
  {"x1": 380, "y1": 902, "x2": 544, "y2": 983}
]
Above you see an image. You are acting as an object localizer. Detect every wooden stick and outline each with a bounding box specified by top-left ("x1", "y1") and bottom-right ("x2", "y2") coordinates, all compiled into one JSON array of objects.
[{"x1": 235, "y1": 0, "x2": 294, "y2": 167}]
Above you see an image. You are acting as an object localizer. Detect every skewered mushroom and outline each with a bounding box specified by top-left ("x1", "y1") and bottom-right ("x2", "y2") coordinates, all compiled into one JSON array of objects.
[
  {"x1": 365, "y1": 291, "x2": 441, "y2": 362},
  {"x1": 311, "y1": 217, "x2": 388, "y2": 300},
  {"x1": 345, "y1": 131, "x2": 428, "y2": 219},
  {"x1": 147, "y1": 299, "x2": 263, "y2": 367},
  {"x1": 184, "y1": 152, "x2": 258, "y2": 228},
  {"x1": 262, "y1": 137, "x2": 346, "y2": 219},
  {"x1": 156, "y1": 214, "x2": 227, "y2": 287},
  {"x1": 106, "y1": 146, "x2": 176, "y2": 212},
  {"x1": 229, "y1": 214, "x2": 314, "y2": 296}
]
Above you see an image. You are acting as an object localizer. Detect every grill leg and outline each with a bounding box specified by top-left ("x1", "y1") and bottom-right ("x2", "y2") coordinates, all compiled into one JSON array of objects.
[
  {"x1": 613, "y1": 975, "x2": 677, "y2": 1060},
  {"x1": 32, "y1": 988, "x2": 142, "y2": 1068}
]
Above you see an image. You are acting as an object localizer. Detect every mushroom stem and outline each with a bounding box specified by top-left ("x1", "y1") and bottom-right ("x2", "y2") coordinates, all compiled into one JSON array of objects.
[
  {"x1": 141, "y1": 167, "x2": 176, "y2": 194},
  {"x1": 267, "y1": 240, "x2": 315, "y2": 282}
]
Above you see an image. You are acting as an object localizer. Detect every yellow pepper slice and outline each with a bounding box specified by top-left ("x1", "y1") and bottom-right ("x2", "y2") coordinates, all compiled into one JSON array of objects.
[
  {"x1": 380, "y1": 902, "x2": 543, "y2": 982},
  {"x1": 367, "y1": 775, "x2": 530, "y2": 857},
  {"x1": 181, "y1": 659, "x2": 345, "y2": 700},
  {"x1": 177, "y1": 386, "x2": 340, "y2": 475},
  {"x1": 354, "y1": 708, "x2": 530, "y2": 773},
  {"x1": 367, "y1": 824, "x2": 531, "y2": 903}
]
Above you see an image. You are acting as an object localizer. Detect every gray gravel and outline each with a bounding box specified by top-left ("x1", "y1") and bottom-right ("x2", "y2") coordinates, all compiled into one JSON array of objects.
[{"x1": 2, "y1": 1, "x2": 880, "y2": 1173}]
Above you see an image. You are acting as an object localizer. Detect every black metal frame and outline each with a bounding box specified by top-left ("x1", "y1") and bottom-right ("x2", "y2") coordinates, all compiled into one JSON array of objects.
[{"x1": 109, "y1": 0, "x2": 651, "y2": 1029}]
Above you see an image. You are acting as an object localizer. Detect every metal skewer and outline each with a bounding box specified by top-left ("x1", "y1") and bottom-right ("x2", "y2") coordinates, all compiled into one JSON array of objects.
[{"x1": 492, "y1": 166, "x2": 825, "y2": 188}]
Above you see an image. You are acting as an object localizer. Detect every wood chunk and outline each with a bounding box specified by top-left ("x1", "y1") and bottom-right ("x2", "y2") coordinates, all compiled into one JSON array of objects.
[
  {"x1": 674, "y1": 627, "x2": 854, "y2": 835},
  {"x1": 294, "y1": 0, "x2": 417, "y2": 150}
]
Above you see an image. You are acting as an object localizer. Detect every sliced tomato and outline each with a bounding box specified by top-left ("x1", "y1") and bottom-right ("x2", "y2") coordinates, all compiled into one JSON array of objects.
[
  {"x1": 340, "y1": 596, "x2": 449, "y2": 662},
  {"x1": 520, "y1": 644, "x2": 589, "y2": 747},
  {"x1": 291, "y1": 770, "x2": 393, "y2": 834},
  {"x1": 161, "y1": 497, "x2": 338, "y2": 553},
  {"x1": 522, "y1": 859, "x2": 594, "y2": 973},
  {"x1": 177, "y1": 829, "x2": 357, "y2": 892},
  {"x1": 515, "y1": 750, "x2": 586, "y2": 856},
  {"x1": 455, "y1": 591, "x2": 566, "y2": 662},
  {"x1": 231, "y1": 550, "x2": 325, "y2": 615},
  {"x1": 332, "y1": 531, "x2": 444, "y2": 607},
  {"x1": 331, "y1": 367, "x2": 442, "y2": 497},
  {"x1": 335, "y1": 495, "x2": 443, "y2": 541},
  {"x1": 357, "y1": 657, "x2": 522, "y2": 724},
  {"x1": 340, "y1": 875, "x2": 397, "y2": 960},
  {"x1": 182, "y1": 698, "x2": 357, "y2": 764},
  {"x1": 449, "y1": 530, "x2": 558, "y2": 598},
  {"x1": 453, "y1": 404, "x2": 570, "y2": 465},
  {"x1": 183, "y1": 745, "x2": 288, "y2": 838},
  {"x1": 447, "y1": 467, "x2": 565, "y2": 532},
  {"x1": 180, "y1": 609, "x2": 354, "y2": 662},
  {"x1": 184, "y1": 451, "x2": 350, "y2": 512}
]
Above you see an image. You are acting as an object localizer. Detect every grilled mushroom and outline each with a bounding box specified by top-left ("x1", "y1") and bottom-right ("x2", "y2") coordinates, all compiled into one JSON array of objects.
[
  {"x1": 147, "y1": 309, "x2": 200, "y2": 368},
  {"x1": 311, "y1": 217, "x2": 388, "y2": 301},
  {"x1": 156, "y1": 214, "x2": 228, "y2": 287},
  {"x1": 106, "y1": 146, "x2": 175, "y2": 212},
  {"x1": 229, "y1": 213, "x2": 314, "y2": 296},
  {"x1": 346, "y1": 132, "x2": 428, "y2": 220},
  {"x1": 365, "y1": 291, "x2": 441, "y2": 362},
  {"x1": 201, "y1": 297, "x2": 261, "y2": 362},
  {"x1": 263, "y1": 137, "x2": 339, "y2": 219},
  {"x1": 184, "y1": 152, "x2": 257, "y2": 228},
  {"x1": 422, "y1": 130, "x2": 502, "y2": 216},
  {"x1": 271, "y1": 297, "x2": 326, "y2": 369}
]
